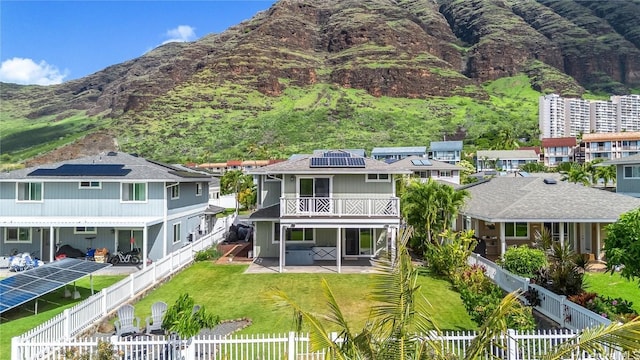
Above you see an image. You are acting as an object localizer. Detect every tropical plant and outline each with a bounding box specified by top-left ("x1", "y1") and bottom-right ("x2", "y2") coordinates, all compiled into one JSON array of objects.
[
  {"x1": 458, "y1": 159, "x2": 478, "y2": 184},
  {"x1": 596, "y1": 164, "x2": 616, "y2": 187},
  {"x1": 401, "y1": 179, "x2": 470, "y2": 251},
  {"x1": 560, "y1": 163, "x2": 591, "y2": 186},
  {"x1": 519, "y1": 162, "x2": 548, "y2": 173},
  {"x1": 499, "y1": 246, "x2": 547, "y2": 278},
  {"x1": 605, "y1": 208, "x2": 640, "y2": 284},
  {"x1": 162, "y1": 293, "x2": 219, "y2": 338},
  {"x1": 424, "y1": 229, "x2": 476, "y2": 277},
  {"x1": 534, "y1": 242, "x2": 585, "y2": 296}
]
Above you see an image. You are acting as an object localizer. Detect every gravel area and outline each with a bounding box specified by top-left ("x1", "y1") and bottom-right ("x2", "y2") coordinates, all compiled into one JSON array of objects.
[{"x1": 198, "y1": 319, "x2": 252, "y2": 336}]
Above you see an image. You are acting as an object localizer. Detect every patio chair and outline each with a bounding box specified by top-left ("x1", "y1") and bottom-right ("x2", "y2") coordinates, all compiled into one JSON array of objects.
[
  {"x1": 114, "y1": 304, "x2": 141, "y2": 336},
  {"x1": 145, "y1": 301, "x2": 168, "y2": 335}
]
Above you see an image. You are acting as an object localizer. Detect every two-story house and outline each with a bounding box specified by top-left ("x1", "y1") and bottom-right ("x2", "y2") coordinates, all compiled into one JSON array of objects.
[
  {"x1": 247, "y1": 150, "x2": 410, "y2": 273},
  {"x1": 0, "y1": 152, "x2": 216, "y2": 266},
  {"x1": 601, "y1": 153, "x2": 640, "y2": 198},
  {"x1": 386, "y1": 156, "x2": 463, "y2": 185},
  {"x1": 370, "y1": 146, "x2": 427, "y2": 161},
  {"x1": 541, "y1": 137, "x2": 577, "y2": 167},
  {"x1": 428, "y1": 141, "x2": 463, "y2": 164}
]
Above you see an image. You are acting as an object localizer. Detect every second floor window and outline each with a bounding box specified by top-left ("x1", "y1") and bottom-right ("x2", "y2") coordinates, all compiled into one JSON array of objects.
[
  {"x1": 624, "y1": 165, "x2": 640, "y2": 179},
  {"x1": 122, "y1": 183, "x2": 146, "y2": 202},
  {"x1": 17, "y1": 182, "x2": 42, "y2": 202},
  {"x1": 170, "y1": 185, "x2": 180, "y2": 199},
  {"x1": 196, "y1": 183, "x2": 203, "y2": 196}
]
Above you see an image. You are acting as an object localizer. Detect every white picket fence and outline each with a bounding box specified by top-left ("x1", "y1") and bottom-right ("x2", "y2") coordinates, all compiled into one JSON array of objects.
[
  {"x1": 12, "y1": 329, "x2": 626, "y2": 360},
  {"x1": 467, "y1": 254, "x2": 611, "y2": 330},
  {"x1": 10, "y1": 214, "x2": 236, "y2": 360}
]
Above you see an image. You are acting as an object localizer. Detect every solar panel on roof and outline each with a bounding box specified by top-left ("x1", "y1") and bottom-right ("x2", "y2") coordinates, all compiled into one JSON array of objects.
[
  {"x1": 310, "y1": 157, "x2": 329, "y2": 167},
  {"x1": 329, "y1": 157, "x2": 347, "y2": 166},
  {"x1": 323, "y1": 151, "x2": 351, "y2": 158},
  {"x1": 411, "y1": 159, "x2": 432, "y2": 166},
  {"x1": 28, "y1": 164, "x2": 131, "y2": 177},
  {"x1": 0, "y1": 258, "x2": 110, "y2": 313},
  {"x1": 346, "y1": 157, "x2": 366, "y2": 167}
]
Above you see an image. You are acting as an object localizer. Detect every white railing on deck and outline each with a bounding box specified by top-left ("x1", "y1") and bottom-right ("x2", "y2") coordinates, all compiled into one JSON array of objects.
[
  {"x1": 467, "y1": 254, "x2": 611, "y2": 330},
  {"x1": 11, "y1": 214, "x2": 235, "y2": 360},
  {"x1": 12, "y1": 330, "x2": 625, "y2": 360},
  {"x1": 281, "y1": 197, "x2": 400, "y2": 217}
]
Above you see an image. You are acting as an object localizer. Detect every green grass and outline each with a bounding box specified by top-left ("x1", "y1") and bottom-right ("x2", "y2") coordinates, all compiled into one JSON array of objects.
[
  {"x1": 0, "y1": 275, "x2": 125, "y2": 360},
  {"x1": 132, "y1": 262, "x2": 476, "y2": 334},
  {"x1": 583, "y1": 272, "x2": 640, "y2": 314}
]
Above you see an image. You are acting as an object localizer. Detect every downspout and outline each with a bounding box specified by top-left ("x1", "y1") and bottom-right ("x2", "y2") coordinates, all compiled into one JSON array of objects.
[
  {"x1": 163, "y1": 182, "x2": 168, "y2": 258},
  {"x1": 143, "y1": 224, "x2": 148, "y2": 269}
]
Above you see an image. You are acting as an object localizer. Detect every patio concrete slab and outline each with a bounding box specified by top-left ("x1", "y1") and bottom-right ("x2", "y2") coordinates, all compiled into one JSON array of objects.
[{"x1": 244, "y1": 258, "x2": 378, "y2": 274}]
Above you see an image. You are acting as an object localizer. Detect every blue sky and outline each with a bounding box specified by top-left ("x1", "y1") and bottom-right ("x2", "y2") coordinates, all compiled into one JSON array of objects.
[{"x1": 0, "y1": 1, "x2": 277, "y2": 85}]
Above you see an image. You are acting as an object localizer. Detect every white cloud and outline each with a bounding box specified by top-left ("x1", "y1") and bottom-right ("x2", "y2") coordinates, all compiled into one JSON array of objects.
[
  {"x1": 162, "y1": 25, "x2": 197, "y2": 44},
  {"x1": 0, "y1": 57, "x2": 68, "y2": 85}
]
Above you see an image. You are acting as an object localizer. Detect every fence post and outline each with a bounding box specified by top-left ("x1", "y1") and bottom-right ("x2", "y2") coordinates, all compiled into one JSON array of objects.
[
  {"x1": 507, "y1": 329, "x2": 517, "y2": 360},
  {"x1": 129, "y1": 274, "x2": 136, "y2": 299},
  {"x1": 288, "y1": 332, "x2": 296, "y2": 360},
  {"x1": 11, "y1": 337, "x2": 20, "y2": 360},
  {"x1": 63, "y1": 309, "x2": 72, "y2": 339},
  {"x1": 560, "y1": 295, "x2": 567, "y2": 328},
  {"x1": 101, "y1": 288, "x2": 108, "y2": 316}
]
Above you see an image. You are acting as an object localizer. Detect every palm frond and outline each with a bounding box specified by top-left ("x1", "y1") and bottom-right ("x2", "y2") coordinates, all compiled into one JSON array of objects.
[{"x1": 541, "y1": 316, "x2": 640, "y2": 360}]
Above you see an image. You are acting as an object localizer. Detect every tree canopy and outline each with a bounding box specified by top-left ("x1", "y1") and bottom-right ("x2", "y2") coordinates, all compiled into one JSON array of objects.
[{"x1": 605, "y1": 208, "x2": 640, "y2": 285}]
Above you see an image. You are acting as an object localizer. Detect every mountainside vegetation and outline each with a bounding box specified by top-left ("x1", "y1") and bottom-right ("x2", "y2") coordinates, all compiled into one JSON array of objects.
[{"x1": 1, "y1": 0, "x2": 640, "y2": 164}]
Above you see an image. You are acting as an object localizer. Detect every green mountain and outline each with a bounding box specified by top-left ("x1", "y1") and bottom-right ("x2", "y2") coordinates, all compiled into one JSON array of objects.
[{"x1": 1, "y1": 0, "x2": 639, "y2": 165}]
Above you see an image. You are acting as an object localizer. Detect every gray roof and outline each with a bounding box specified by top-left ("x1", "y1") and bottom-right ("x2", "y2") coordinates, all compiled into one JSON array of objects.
[
  {"x1": 385, "y1": 156, "x2": 463, "y2": 171},
  {"x1": 0, "y1": 152, "x2": 212, "y2": 182},
  {"x1": 476, "y1": 150, "x2": 539, "y2": 160},
  {"x1": 601, "y1": 154, "x2": 640, "y2": 166},
  {"x1": 248, "y1": 204, "x2": 280, "y2": 220},
  {"x1": 247, "y1": 152, "x2": 411, "y2": 175},
  {"x1": 429, "y1": 141, "x2": 463, "y2": 152},
  {"x1": 371, "y1": 146, "x2": 427, "y2": 155},
  {"x1": 460, "y1": 177, "x2": 640, "y2": 222},
  {"x1": 314, "y1": 149, "x2": 366, "y2": 157}
]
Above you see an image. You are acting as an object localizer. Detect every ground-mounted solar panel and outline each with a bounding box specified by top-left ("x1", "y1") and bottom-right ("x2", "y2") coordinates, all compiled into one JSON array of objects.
[
  {"x1": 28, "y1": 164, "x2": 131, "y2": 177},
  {"x1": 309, "y1": 157, "x2": 329, "y2": 167},
  {"x1": 0, "y1": 258, "x2": 111, "y2": 313}
]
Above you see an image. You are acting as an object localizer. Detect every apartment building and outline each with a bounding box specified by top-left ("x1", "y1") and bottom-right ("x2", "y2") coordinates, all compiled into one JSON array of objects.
[
  {"x1": 541, "y1": 137, "x2": 577, "y2": 167},
  {"x1": 581, "y1": 132, "x2": 640, "y2": 162},
  {"x1": 590, "y1": 100, "x2": 618, "y2": 133},
  {"x1": 612, "y1": 95, "x2": 640, "y2": 132}
]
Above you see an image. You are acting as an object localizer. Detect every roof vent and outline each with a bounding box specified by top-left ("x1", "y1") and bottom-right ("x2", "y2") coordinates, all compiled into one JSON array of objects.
[
  {"x1": 543, "y1": 178, "x2": 557, "y2": 185},
  {"x1": 106, "y1": 151, "x2": 117, "y2": 156}
]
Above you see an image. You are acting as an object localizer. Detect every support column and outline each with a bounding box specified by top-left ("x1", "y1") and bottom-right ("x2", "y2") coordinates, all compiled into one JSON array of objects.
[
  {"x1": 596, "y1": 223, "x2": 601, "y2": 260},
  {"x1": 573, "y1": 223, "x2": 578, "y2": 252},
  {"x1": 143, "y1": 225, "x2": 148, "y2": 269},
  {"x1": 336, "y1": 227, "x2": 341, "y2": 274},
  {"x1": 279, "y1": 224, "x2": 285, "y2": 273},
  {"x1": 500, "y1": 222, "x2": 506, "y2": 259},
  {"x1": 49, "y1": 226, "x2": 55, "y2": 262},
  {"x1": 559, "y1": 222, "x2": 565, "y2": 248},
  {"x1": 391, "y1": 226, "x2": 397, "y2": 264}
]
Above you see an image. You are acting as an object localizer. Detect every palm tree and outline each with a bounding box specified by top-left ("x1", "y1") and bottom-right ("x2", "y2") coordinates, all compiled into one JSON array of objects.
[
  {"x1": 596, "y1": 164, "x2": 616, "y2": 187},
  {"x1": 270, "y1": 229, "x2": 640, "y2": 359},
  {"x1": 560, "y1": 164, "x2": 591, "y2": 186},
  {"x1": 435, "y1": 184, "x2": 470, "y2": 238}
]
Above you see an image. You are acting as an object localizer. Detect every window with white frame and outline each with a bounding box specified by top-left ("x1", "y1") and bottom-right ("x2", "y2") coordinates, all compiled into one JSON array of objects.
[
  {"x1": 74, "y1": 226, "x2": 97, "y2": 234},
  {"x1": 415, "y1": 171, "x2": 429, "y2": 179},
  {"x1": 505, "y1": 222, "x2": 528, "y2": 238},
  {"x1": 272, "y1": 223, "x2": 314, "y2": 242},
  {"x1": 170, "y1": 184, "x2": 180, "y2": 199},
  {"x1": 5, "y1": 227, "x2": 32, "y2": 243},
  {"x1": 196, "y1": 183, "x2": 203, "y2": 196},
  {"x1": 265, "y1": 174, "x2": 283, "y2": 182},
  {"x1": 121, "y1": 182, "x2": 147, "y2": 202},
  {"x1": 624, "y1": 165, "x2": 640, "y2": 179},
  {"x1": 366, "y1": 173, "x2": 391, "y2": 182},
  {"x1": 16, "y1": 182, "x2": 43, "y2": 202},
  {"x1": 79, "y1": 181, "x2": 101, "y2": 189},
  {"x1": 173, "y1": 223, "x2": 181, "y2": 243},
  {"x1": 439, "y1": 170, "x2": 452, "y2": 177}
]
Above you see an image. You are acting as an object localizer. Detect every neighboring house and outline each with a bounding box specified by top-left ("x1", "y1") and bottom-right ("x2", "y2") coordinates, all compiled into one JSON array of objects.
[
  {"x1": 580, "y1": 132, "x2": 640, "y2": 162},
  {"x1": 600, "y1": 153, "x2": 640, "y2": 198},
  {"x1": 386, "y1": 156, "x2": 463, "y2": 185},
  {"x1": 371, "y1": 146, "x2": 427, "y2": 161},
  {"x1": 0, "y1": 152, "x2": 219, "y2": 265},
  {"x1": 247, "y1": 150, "x2": 411, "y2": 273},
  {"x1": 428, "y1": 141, "x2": 463, "y2": 164},
  {"x1": 456, "y1": 177, "x2": 640, "y2": 260},
  {"x1": 541, "y1": 137, "x2": 577, "y2": 167},
  {"x1": 476, "y1": 150, "x2": 540, "y2": 172}
]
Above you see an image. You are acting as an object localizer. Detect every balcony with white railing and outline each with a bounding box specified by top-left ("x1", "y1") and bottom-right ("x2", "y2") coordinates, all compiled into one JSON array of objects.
[{"x1": 280, "y1": 197, "x2": 400, "y2": 217}]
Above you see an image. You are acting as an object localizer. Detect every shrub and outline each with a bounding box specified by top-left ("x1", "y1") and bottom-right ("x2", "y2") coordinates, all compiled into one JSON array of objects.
[
  {"x1": 500, "y1": 246, "x2": 547, "y2": 278},
  {"x1": 424, "y1": 230, "x2": 476, "y2": 277},
  {"x1": 163, "y1": 293, "x2": 219, "y2": 338},
  {"x1": 194, "y1": 247, "x2": 221, "y2": 262},
  {"x1": 569, "y1": 293, "x2": 638, "y2": 322}
]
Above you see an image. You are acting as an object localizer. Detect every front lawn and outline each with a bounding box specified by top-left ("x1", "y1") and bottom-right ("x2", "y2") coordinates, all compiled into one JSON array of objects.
[
  {"x1": 0, "y1": 275, "x2": 125, "y2": 360},
  {"x1": 133, "y1": 262, "x2": 477, "y2": 334},
  {"x1": 583, "y1": 272, "x2": 640, "y2": 314}
]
